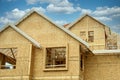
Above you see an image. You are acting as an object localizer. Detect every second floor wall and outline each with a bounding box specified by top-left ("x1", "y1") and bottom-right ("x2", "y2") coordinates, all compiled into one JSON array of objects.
[{"x1": 67, "y1": 15, "x2": 111, "y2": 50}]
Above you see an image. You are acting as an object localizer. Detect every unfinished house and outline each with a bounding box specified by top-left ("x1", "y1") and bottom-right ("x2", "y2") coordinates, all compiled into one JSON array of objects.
[
  {"x1": 65, "y1": 14, "x2": 120, "y2": 80},
  {"x1": 0, "y1": 9, "x2": 93, "y2": 80},
  {"x1": 66, "y1": 14, "x2": 113, "y2": 50},
  {"x1": 0, "y1": 9, "x2": 120, "y2": 80}
]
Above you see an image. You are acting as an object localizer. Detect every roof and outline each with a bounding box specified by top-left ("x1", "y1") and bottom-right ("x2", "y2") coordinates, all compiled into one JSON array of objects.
[
  {"x1": 66, "y1": 14, "x2": 108, "y2": 29},
  {"x1": 0, "y1": 8, "x2": 89, "y2": 48},
  {"x1": 0, "y1": 23, "x2": 41, "y2": 48},
  {"x1": 93, "y1": 50, "x2": 120, "y2": 55}
]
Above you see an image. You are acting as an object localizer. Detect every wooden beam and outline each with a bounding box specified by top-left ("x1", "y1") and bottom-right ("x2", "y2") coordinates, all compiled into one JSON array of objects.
[{"x1": 10, "y1": 48, "x2": 16, "y2": 59}]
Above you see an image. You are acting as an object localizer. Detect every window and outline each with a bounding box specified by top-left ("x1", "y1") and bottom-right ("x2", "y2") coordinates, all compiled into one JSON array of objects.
[
  {"x1": 80, "y1": 31, "x2": 86, "y2": 36},
  {"x1": 0, "y1": 48, "x2": 17, "y2": 69},
  {"x1": 80, "y1": 31, "x2": 87, "y2": 41},
  {"x1": 88, "y1": 31, "x2": 94, "y2": 42},
  {"x1": 45, "y1": 47, "x2": 66, "y2": 69}
]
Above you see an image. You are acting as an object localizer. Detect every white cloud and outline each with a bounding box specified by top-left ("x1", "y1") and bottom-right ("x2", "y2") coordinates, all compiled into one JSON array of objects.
[
  {"x1": 26, "y1": 0, "x2": 64, "y2": 5},
  {"x1": 0, "y1": 17, "x2": 14, "y2": 24},
  {"x1": 46, "y1": 0, "x2": 82, "y2": 14},
  {"x1": 54, "y1": 20, "x2": 68, "y2": 25},
  {"x1": 111, "y1": 14, "x2": 120, "y2": 18},
  {"x1": 6, "y1": 8, "x2": 29, "y2": 19},
  {"x1": 32, "y1": 7, "x2": 46, "y2": 13},
  {"x1": 94, "y1": 16, "x2": 112, "y2": 21},
  {"x1": 89, "y1": 6, "x2": 120, "y2": 22},
  {"x1": 26, "y1": 0, "x2": 38, "y2": 4},
  {"x1": 81, "y1": 9, "x2": 92, "y2": 14},
  {"x1": 26, "y1": 0, "x2": 81, "y2": 14},
  {"x1": 0, "y1": 7, "x2": 45, "y2": 26},
  {"x1": 93, "y1": 6, "x2": 120, "y2": 16},
  {"x1": 46, "y1": 4, "x2": 78, "y2": 14}
]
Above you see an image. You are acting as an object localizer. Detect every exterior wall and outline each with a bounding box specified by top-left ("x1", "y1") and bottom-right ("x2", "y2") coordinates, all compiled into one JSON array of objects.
[
  {"x1": 0, "y1": 40, "x2": 32, "y2": 80},
  {"x1": 69, "y1": 16, "x2": 106, "y2": 50},
  {"x1": 84, "y1": 55, "x2": 120, "y2": 80},
  {"x1": 18, "y1": 12, "x2": 83, "y2": 80},
  {"x1": 0, "y1": 12, "x2": 84, "y2": 80}
]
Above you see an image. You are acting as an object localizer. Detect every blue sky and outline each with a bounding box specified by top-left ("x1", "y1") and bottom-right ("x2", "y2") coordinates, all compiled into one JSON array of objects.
[{"x1": 0, "y1": 0, "x2": 120, "y2": 33}]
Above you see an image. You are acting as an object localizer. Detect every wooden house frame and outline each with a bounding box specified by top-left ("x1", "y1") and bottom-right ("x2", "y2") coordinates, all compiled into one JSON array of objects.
[
  {"x1": 0, "y1": 9, "x2": 93, "y2": 80},
  {"x1": 0, "y1": 9, "x2": 120, "y2": 80}
]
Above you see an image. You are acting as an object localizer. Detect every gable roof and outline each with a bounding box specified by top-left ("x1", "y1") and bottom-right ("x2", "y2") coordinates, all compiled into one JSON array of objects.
[
  {"x1": 0, "y1": 23, "x2": 41, "y2": 48},
  {"x1": 66, "y1": 14, "x2": 108, "y2": 29},
  {"x1": 0, "y1": 8, "x2": 89, "y2": 48}
]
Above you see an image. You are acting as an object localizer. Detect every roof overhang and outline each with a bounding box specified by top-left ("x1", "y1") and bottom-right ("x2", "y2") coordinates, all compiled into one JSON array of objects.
[{"x1": 93, "y1": 50, "x2": 120, "y2": 55}]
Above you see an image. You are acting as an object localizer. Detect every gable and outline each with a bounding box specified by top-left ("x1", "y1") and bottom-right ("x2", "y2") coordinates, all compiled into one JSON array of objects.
[
  {"x1": 12, "y1": 9, "x2": 89, "y2": 48},
  {"x1": 68, "y1": 15, "x2": 105, "y2": 30},
  {"x1": 0, "y1": 26, "x2": 28, "y2": 44},
  {"x1": 0, "y1": 24, "x2": 41, "y2": 48}
]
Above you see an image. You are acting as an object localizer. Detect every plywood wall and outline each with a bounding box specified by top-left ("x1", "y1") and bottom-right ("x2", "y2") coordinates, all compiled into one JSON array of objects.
[
  {"x1": 84, "y1": 55, "x2": 120, "y2": 80},
  {"x1": 0, "y1": 12, "x2": 85, "y2": 80},
  {"x1": 69, "y1": 16, "x2": 106, "y2": 50}
]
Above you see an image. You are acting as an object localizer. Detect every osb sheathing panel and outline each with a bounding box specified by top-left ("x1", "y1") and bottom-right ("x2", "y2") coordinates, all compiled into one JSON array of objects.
[
  {"x1": 84, "y1": 55, "x2": 120, "y2": 80},
  {"x1": 0, "y1": 12, "x2": 82, "y2": 80},
  {"x1": 0, "y1": 27, "x2": 30, "y2": 44},
  {"x1": 0, "y1": 44, "x2": 32, "y2": 80},
  {"x1": 70, "y1": 16, "x2": 106, "y2": 50}
]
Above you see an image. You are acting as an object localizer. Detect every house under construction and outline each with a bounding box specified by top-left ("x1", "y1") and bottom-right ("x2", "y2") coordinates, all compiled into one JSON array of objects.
[{"x1": 0, "y1": 9, "x2": 120, "y2": 80}]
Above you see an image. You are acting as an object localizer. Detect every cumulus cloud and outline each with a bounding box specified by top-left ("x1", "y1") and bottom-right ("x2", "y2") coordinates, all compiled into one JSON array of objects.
[
  {"x1": 32, "y1": 7, "x2": 46, "y2": 13},
  {"x1": 26, "y1": 0, "x2": 38, "y2": 4},
  {"x1": 94, "y1": 16, "x2": 112, "y2": 21},
  {"x1": 90, "y1": 6, "x2": 120, "y2": 22},
  {"x1": 6, "y1": 8, "x2": 29, "y2": 19},
  {"x1": 111, "y1": 14, "x2": 120, "y2": 18},
  {"x1": 81, "y1": 8, "x2": 92, "y2": 14},
  {"x1": 0, "y1": 7, "x2": 45, "y2": 26},
  {"x1": 54, "y1": 20, "x2": 68, "y2": 25},
  {"x1": 26, "y1": 0, "x2": 70, "y2": 5},
  {"x1": 93, "y1": 6, "x2": 120, "y2": 16},
  {"x1": 26, "y1": 0, "x2": 81, "y2": 14},
  {"x1": 46, "y1": 4, "x2": 78, "y2": 14},
  {"x1": 46, "y1": 0, "x2": 81, "y2": 14},
  {"x1": 0, "y1": 17, "x2": 14, "y2": 24}
]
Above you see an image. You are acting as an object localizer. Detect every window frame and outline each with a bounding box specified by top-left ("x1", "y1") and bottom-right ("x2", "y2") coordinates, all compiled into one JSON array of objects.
[
  {"x1": 0, "y1": 44, "x2": 18, "y2": 70},
  {"x1": 88, "y1": 31, "x2": 94, "y2": 42},
  {"x1": 43, "y1": 44, "x2": 68, "y2": 71},
  {"x1": 80, "y1": 31, "x2": 86, "y2": 36}
]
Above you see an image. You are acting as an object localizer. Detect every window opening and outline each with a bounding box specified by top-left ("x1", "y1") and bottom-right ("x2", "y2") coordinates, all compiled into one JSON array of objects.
[
  {"x1": 88, "y1": 31, "x2": 94, "y2": 42},
  {"x1": 0, "y1": 48, "x2": 17, "y2": 69},
  {"x1": 46, "y1": 47, "x2": 66, "y2": 68}
]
